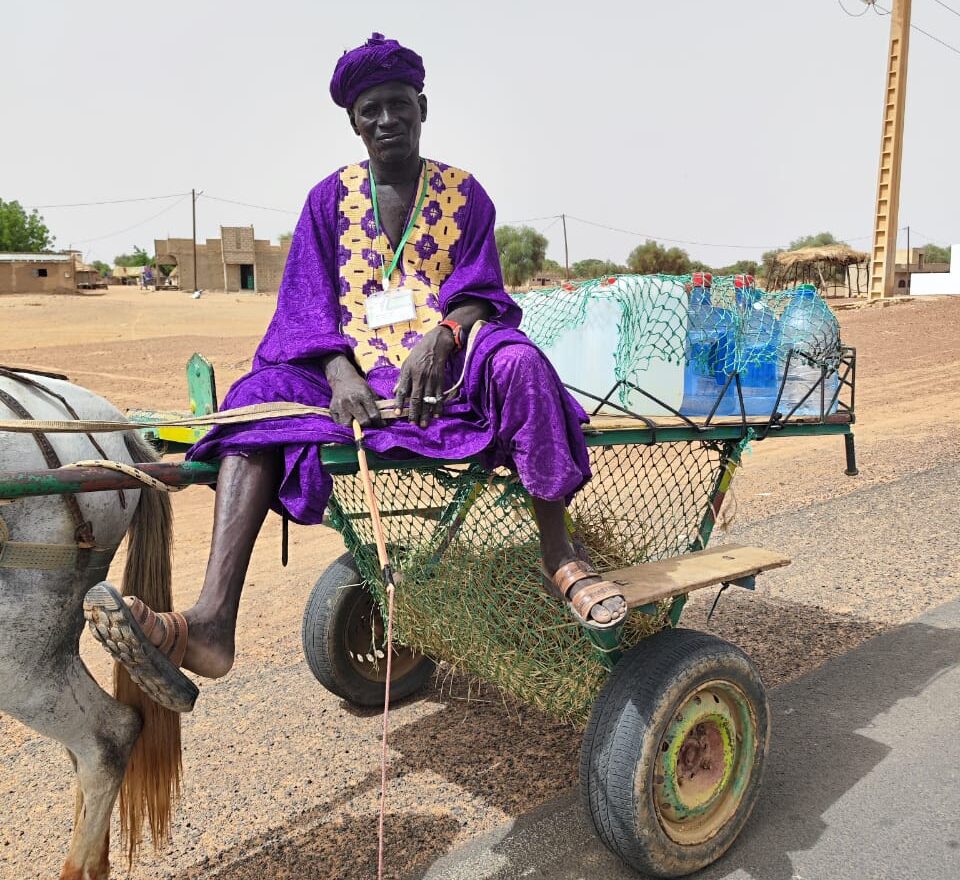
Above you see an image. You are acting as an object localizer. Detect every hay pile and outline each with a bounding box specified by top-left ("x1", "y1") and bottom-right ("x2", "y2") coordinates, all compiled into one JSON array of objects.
[{"x1": 327, "y1": 441, "x2": 733, "y2": 724}]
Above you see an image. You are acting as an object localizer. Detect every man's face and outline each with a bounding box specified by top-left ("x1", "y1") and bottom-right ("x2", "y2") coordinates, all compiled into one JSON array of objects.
[{"x1": 349, "y1": 82, "x2": 427, "y2": 165}]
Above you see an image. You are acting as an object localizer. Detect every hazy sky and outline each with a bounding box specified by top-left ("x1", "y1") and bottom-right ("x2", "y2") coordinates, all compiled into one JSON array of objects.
[{"x1": 5, "y1": 0, "x2": 959, "y2": 268}]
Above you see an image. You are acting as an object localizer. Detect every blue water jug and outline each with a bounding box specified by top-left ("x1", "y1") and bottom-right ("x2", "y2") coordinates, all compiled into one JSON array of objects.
[
  {"x1": 680, "y1": 283, "x2": 736, "y2": 416},
  {"x1": 737, "y1": 289, "x2": 781, "y2": 416},
  {"x1": 778, "y1": 287, "x2": 840, "y2": 417}
]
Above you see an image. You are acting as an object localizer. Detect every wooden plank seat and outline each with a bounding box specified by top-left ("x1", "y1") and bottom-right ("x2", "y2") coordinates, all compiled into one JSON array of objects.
[{"x1": 604, "y1": 543, "x2": 791, "y2": 609}]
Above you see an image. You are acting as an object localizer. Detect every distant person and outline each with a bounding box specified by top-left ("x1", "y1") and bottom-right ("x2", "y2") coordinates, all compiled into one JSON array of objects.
[{"x1": 85, "y1": 33, "x2": 626, "y2": 711}]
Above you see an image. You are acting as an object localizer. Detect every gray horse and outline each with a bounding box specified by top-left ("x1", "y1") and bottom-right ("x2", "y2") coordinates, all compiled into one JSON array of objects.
[{"x1": 0, "y1": 372, "x2": 182, "y2": 880}]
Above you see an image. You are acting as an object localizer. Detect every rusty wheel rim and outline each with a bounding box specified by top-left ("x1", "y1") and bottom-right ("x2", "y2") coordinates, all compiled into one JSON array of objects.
[
  {"x1": 651, "y1": 680, "x2": 757, "y2": 846},
  {"x1": 343, "y1": 587, "x2": 421, "y2": 683}
]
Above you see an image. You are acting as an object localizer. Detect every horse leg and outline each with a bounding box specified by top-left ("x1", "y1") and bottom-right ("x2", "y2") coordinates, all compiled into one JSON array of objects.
[
  {"x1": 62, "y1": 659, "x2": 142, "y2": 880},
  {"x1": 0, "y1": 656, "x2": 141, "y2": 880}
]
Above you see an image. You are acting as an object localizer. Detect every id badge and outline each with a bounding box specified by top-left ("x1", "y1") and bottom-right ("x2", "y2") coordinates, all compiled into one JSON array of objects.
[{"x1": 365, "y1": 287, "x2": 417, "y2": 329}]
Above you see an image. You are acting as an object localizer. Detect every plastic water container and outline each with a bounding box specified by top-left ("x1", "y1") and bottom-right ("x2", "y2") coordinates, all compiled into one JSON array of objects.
[
  {"x1": 735, "y1": 287, "x2": 781, "y2": 416},
  {"x1": 778, "y1": 287, "x2": 840, "y2": 417},
  {"x1": 680, "y1": 282, "x2": 737, "y2": 416},
  {"x1": 536, "y1": 278, "x2": 687, "y2": 417}
]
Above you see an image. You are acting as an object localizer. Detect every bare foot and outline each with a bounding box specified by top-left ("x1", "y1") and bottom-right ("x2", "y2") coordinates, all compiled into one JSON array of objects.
[{"x1": 179, "y1": 610, "x2": 236, "y2": 678}]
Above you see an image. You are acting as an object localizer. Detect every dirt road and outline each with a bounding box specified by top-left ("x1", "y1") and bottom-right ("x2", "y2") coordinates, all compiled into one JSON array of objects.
[{"x1": 1, "y1": 288, "x2": 958, "y2": 878}]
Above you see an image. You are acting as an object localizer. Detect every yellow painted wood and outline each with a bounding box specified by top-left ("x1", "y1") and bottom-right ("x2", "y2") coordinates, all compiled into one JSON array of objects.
[{"x1": 869, "y1": 0, "x2": 912, "y2": 300}]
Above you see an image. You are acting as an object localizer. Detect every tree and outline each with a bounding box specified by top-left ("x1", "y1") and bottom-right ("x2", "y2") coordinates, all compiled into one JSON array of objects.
[
  {"x1": 91, "y1": 260, "x2": 111, "y2": 277},
  {"x1": 279, "y1": 230, "x2": 293, "y2": 243},
  {"x1": 495, "y1": 225, "x2": 548, "y2": 287},
  {"x1": 0, "y1": 199, "x2": 54, "y2": 252},
  {"x1": 712, "y1": 259, "x2": 760, "y2": 277},
  {"x1": 788, "y1": 231, "x2": 840, "y2": 250},
  {"x1": 923, "y1": 243, "x2": 952, "y2": 265},
  {"x1": 572, "y1": 258, "x2": 626, "y2": 278},
  {"x1": 114, "y1": 246, "x2": 155, "y2": 268},
  {"x1": 542, "y1": 257, "x2": 564, "y2": 275},
  {"x1": 626, "y1": 239, "x2": 692, "y2": 275}
]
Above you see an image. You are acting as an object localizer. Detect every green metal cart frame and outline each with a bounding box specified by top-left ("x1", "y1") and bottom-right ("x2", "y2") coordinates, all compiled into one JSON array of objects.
[{"x1": 0, "y1": 346, "x2": 857, "y2": 877}]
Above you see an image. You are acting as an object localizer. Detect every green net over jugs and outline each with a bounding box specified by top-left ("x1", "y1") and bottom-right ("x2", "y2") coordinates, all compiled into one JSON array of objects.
[{"x1": 513, "y1": 274, "x2": 842, "y2": 420}]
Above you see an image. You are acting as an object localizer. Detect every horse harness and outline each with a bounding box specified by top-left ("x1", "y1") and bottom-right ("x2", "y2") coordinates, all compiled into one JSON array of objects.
[{"x1": 0, "y1": 367, "x2": 117, "y2": 575}]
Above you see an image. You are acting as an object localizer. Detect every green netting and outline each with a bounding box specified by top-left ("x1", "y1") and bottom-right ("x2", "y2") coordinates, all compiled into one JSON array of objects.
[
  {"x1": 326, "y1": 438, "x2": 739, "y2": 725},
  {"x1": 514, "y1": 275, "x2": 689, "y2": 408},
  {"x1": 514, "y1": 274, "x2": 842, "y2": 392},
  {"x1": 704, "y1": 279, "x2": 842, "y2": 376}
]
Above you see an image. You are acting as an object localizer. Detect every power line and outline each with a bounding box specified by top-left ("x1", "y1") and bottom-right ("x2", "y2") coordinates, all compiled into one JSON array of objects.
[
  {"x1": 873, "y1": 2, "x2": 960, "y2": 54},
  {"x1": 565, "y1": 215, "x2": 782, "y2": 250},
  {"x1": 201, "y1": 193, "x2": 299, "y2": 215},
  {"x1": 909, "y1": 18, "x2": 960, "y2": 53},
  {"x1": 930, "y1": 0, "x2": 960, "y2": 19},
  {"x1": 26, "y1": 193, "x2": 189, "y2": 209},
  {"x1": 69, "y1": 194, "x2": 191, "y2": 245},
  {"x1": 907, "y1": 227, "x2": 953, "y2": 242},
  {"x1": 499, "y1": 214, "x2": 562, "y2": 225},
  {"x1": 501, "y1": 211, "x2": 891, "y2": 252},
  {"x1": 838, "y1": 0, "x2": 872, "y2": 17},
  {"x1": 540, "y1": 216, "x2": 562, "y2": 235}
]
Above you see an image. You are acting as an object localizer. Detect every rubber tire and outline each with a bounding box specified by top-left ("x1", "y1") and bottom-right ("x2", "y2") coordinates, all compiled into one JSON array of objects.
[
  {"x1": 301, "y1": 550, "x2": 435, "y2": 706},
  {"x1": 580, "y1": 628, "x2": 769, "y2": 878}
]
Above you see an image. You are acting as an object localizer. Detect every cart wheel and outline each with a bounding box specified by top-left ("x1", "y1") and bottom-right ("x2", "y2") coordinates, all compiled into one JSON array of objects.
[
  {"x1": 301, "y1": 550, "x2": 435, "y2": 706},
  {"x1": 580, "y1": 628, "x2": 769, "y2": 878}
]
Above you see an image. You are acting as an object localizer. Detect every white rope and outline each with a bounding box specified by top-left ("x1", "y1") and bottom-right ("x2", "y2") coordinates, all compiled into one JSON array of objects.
[
  {"x1": 0, "y1": 322, "x2": 489, "y2": 435},
  {"x1": 65, "y1": 460, "x2": 188, "y2": 492}
]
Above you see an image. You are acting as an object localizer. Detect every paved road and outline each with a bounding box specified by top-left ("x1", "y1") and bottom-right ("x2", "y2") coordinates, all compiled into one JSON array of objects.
[{"x1": 418, "y1": 462, "x2": 960, "y2": 880}]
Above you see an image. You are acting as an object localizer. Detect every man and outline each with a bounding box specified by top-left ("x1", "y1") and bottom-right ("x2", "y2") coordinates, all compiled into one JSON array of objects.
[{"x1": 86, "y1": 34, "x2": 627, "y2": 712}]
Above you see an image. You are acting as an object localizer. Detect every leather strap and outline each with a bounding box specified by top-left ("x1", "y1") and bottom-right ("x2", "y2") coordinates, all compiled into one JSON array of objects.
[
  {"x1": 0, "y1": 387, "x2": 95, "y2": 567},
  {"x1": 0, "y1": 365, "x2": 70, "y2": 381},
  {"x1": 127, "y1": 597, "x2": 189, "y2": 667},
  {"x1": 552, "y1": 559, "x2": 600, "y2": 599},
  {"x1": 166, "y1": 613, "x2": 189, "y2": 667},
  {"x1": 0, "y1": 538, "x2": 112, "y2": 572},
  {"x1": 0, "y1": 367, "x2": 124, "y2": 509}
]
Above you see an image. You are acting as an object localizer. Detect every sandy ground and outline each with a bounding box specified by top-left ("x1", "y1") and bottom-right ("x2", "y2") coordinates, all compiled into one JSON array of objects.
[{"x1": 1, "y1": 287, "x2": 959, "y2": 878}]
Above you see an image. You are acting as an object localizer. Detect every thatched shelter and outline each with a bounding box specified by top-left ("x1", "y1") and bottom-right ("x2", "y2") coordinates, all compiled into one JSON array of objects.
[{"x1": 767, "y1": 244, "x2": 869, "y2": 297}]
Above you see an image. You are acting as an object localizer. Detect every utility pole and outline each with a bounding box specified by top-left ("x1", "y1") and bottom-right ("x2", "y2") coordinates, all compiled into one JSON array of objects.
[
  {"x1": 868, "y1": 0, "x2": 912, "y2": 300},
  {"x1": 561, "y1": 213, "x2": 570, "y2": 279},
  {"x1": 191, "y1": 188, "x2": 199, "y2": 293}
]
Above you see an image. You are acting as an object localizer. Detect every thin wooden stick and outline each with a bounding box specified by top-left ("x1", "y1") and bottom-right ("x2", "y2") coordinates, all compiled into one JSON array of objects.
[{"x1": 352, "y1": 420, "x2": 395, "y2": 880}]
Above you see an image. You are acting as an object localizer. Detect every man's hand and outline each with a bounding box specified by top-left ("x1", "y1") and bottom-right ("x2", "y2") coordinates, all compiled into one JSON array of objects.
[
  {"x1": 323, "y1": 354, "x2": 382, "y2": 428},
  {"x1": 393, "y1": 326, "x2": 456, "y2": 428}
]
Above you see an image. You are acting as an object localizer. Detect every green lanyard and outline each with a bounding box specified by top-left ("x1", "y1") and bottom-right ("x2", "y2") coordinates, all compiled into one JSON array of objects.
[{"x1": 368, "y1": 160, "x2": 429, "y2": 291}]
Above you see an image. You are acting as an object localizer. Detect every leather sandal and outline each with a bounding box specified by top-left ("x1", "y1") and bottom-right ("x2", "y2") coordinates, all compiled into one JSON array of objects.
[
  {"x1": 83, "y1": 582, "x2": 198, "y2": 713},
  {"x1": 544, "y1": 559, "x2": 627, "y2": 631}
]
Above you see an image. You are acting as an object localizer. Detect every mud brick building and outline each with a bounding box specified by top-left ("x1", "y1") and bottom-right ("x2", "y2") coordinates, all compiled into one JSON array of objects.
[
  {"x1": 154, "y1": 226, "x2": 292, "y2": 293},
  {"x1": 0, "y1": 252, "x2": 83, "y2": 294}
]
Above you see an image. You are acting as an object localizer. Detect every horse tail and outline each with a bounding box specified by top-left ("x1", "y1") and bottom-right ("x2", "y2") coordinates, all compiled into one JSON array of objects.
[{"x1": 114, "y1": 431, "x2": 182, "y2": 866}]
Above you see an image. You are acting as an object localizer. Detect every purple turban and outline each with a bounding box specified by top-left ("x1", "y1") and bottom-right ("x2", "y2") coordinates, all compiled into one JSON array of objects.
[{"x1": 330, "y1": 33, "x2": 425, "y2": 109}]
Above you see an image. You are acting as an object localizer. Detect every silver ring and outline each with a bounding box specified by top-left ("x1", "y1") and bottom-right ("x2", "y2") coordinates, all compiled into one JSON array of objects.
[{"x1": 422, "y1": 395, "x2": 439, "y2": 405}]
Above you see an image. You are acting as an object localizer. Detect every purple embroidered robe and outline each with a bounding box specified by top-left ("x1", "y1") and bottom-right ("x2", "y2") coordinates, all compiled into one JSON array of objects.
[{"x1": 188, "y1": 159, "x2": 590, "y2": 523}]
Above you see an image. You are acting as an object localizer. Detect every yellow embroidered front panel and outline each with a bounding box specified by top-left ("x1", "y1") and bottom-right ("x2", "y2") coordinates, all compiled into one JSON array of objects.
[{"x1": 337, "y1": 160, "x2": 469, "y2": 373}]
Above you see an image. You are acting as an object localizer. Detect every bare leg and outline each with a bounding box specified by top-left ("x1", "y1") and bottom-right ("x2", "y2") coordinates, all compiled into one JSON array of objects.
[
  {"x1": 179, "y1": 452, "x2": 280, "y2": 677},
  {"x1": 531, "y1": 496, "x2": 626, "y2": 625}
]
